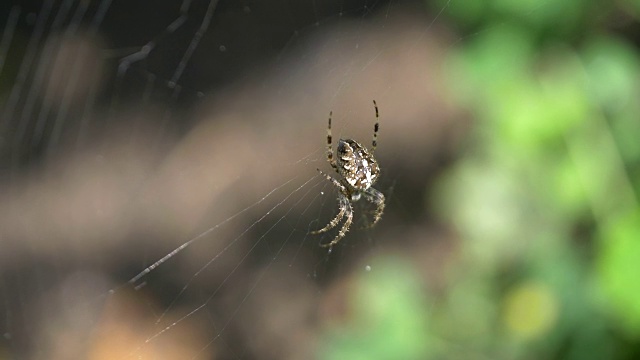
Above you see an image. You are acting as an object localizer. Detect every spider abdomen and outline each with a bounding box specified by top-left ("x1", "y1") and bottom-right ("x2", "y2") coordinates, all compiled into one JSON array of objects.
[{"x1": 337, "y1": 139, "x2": 379, "y2": 191}]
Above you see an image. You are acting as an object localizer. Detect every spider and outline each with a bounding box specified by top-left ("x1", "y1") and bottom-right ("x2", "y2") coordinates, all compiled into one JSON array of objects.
[{"x1": 312, "y1": 100, "x2": 385, "y2": 249}]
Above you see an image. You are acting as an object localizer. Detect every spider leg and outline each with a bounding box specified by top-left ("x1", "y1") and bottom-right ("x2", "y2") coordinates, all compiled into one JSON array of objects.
[
  {"x1": 311, "y1": 195, "x2": 347, "y2": 235},
  {"x1": 326, "y1": 111, "x2": 337, "y2": 170},
  {"x1": 371, "y1": 100, "x2": 379, "y2": 154},
  {"x1": 316, "y1": 168, "x2": 347, "y2": 193},
  {"x1": 320, "y1": 199, "x2": 353, "y2": 248},
  {"x1": 312, "y1": 169, "x2": 348, "y2": 235},
  {"x1": 362, "y1": 187, "x2": 385, "y2": 228}
]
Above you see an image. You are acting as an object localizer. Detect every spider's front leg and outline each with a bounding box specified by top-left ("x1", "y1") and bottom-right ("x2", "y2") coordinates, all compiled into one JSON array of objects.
[
  {"x1": 316, "y1": 168, "x2": 347, "y2": 194},
  {"x1": 311, "y1": 169, "x2": 348, "y2": 235},
  {"x1": 320, "y1": 200, "x2": 353, "y2": 248},
  {"x1": 312, "y1": 196, "x2": 346, "y2": 235},
  {"x1": 363, "y1": 187, "x2": 385, "y2": 227}
]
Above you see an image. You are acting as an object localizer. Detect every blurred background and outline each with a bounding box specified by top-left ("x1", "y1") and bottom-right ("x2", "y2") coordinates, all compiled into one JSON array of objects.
[{"x1": 0, "y1": 0, "x2": 639, "y2": 359}]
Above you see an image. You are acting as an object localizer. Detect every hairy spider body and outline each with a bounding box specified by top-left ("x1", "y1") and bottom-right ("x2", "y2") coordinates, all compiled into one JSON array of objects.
[
  {"x1": 336, "y1": 139, "x2": 379, "y2": 197},
  {"x1": 313, "y1": 101, "x2": 385, "y2": 249}
]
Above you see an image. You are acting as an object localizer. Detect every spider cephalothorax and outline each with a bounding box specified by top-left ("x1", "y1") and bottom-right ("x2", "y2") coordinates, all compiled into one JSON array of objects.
[{"x1": 312, "y1": 101, "x2": 385, "y2": 249}]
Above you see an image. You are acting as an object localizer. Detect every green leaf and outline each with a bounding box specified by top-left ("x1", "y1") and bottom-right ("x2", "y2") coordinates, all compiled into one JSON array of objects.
[{"x1": 598, "y1": 211, "x2": 640, "y2": 337}]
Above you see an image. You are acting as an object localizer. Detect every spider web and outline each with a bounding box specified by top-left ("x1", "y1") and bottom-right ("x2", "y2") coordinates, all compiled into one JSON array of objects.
[{"x1": 0, "y1": 0, "x2": 459, "y2": 358}]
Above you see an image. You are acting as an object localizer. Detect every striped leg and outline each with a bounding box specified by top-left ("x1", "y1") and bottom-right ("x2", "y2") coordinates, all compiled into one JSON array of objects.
[
  {"x1": 363, "y1": 187, "x2": 385, "y2": 227},
  {"x1": 326, "y1": 111, "x2": 337, "y2": 170},
  {"x1": 320, "y1": 200, "x2": 353, "y2": 248},
  {"x1": 312, "y1": 169, "x2": 348, "y2": 235},
  {"x1": 371, "y1": 100, "x2": 379, "y2": 154}
]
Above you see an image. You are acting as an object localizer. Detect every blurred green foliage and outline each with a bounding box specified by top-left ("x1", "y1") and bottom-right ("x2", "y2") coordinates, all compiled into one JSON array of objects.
[
  {"x1": 319, "y1": 0, "x2": 640, "y2": 358},
  {"x1": 435, "y1": 0, "x2": 640, "y2": 358},
  {"x1": 318, "y1": 258, "x2": 431, "y2": 360}
]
